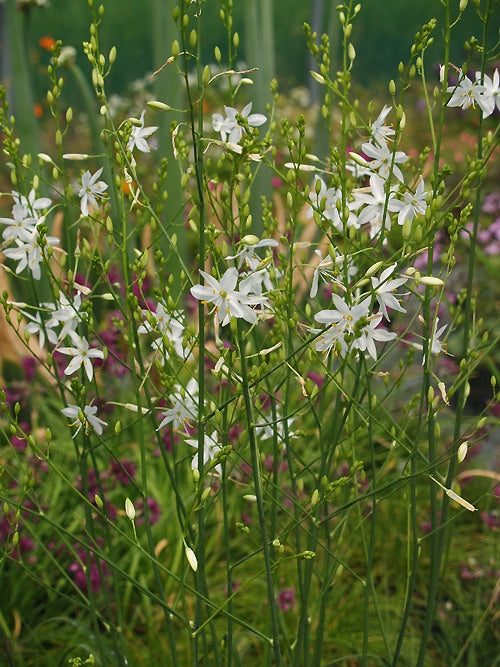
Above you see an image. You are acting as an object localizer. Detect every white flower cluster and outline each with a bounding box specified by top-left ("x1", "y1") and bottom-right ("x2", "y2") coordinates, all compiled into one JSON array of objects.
[
  {"x1": 20, "y1": 291, "x2": 104, "y2": 382},
  {"x1": 212, "y1": 103, "x2": 267, "y2": 152},
  {"x1": 308, "y1": 106, "x2": 429, "y2": 241},
  {"x1": 138, "y1": 302, "x2": 193, "y2": 363},
  {"x1": 190, "y1": 235, "x2": 277, "y2": 327},
  {"x1": 0, "y1": 189, "x2": 59, "y2": 281}
]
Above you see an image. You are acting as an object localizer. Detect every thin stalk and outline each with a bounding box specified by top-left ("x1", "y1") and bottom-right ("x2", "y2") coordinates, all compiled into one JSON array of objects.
[
  {"x1": 178, "y1": 1, "x2": 219, "y2": 661},
  {"x1": 152, "y1": 0, "x2": 186, "y2": 298},
  {"x1": 117, "y1": 160, "x2": 180, "y2": 661},
  {"x1": 244, "y1": 0, "x2": 275, "y2": 229},
  {"x1": 236, "y1": 321, "x2": 283, "y2": 666},
  {"x1": 361, "y1": 357, "x2": 391, "y2": 663},
  {"x1": 416, "y1": 2, "x2": 492, "y2": 663}
]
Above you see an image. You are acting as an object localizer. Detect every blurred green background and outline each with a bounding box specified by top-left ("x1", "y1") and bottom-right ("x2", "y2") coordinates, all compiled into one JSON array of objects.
[{"x1": 2, "y1": 0, "x2": 486, "y2": 106}]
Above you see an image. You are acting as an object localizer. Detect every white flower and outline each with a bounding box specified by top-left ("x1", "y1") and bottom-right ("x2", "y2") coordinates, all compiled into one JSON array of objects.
[
  {"x1": 392, "y1": 177, "x2": 428, "y2": 225},
  {"x1": 138, "y1": 302, "x2": 192, "y2": 361},
  {"x1": 370, "y1": 105, "x2": 395, "y2": 144},
  {"x1": 58, "y1": 331, "x2": 104, "y2": 381},
  {"x1": 239, "y1": 268, "x2": 274, "y2": 296},
  {"x1": 371, "y1": 264, "x2": 408, "y2": 320},
  {"x1": 315, "y1": 294, "x2": 369, "y2": 333},
  {"x1": 475, "y1": 68, "x2": 500, "y2": 118},
  {"x1": 3, "y1": 227, "x2": 59, "y2": 281},
  {"x1": 429, "y1": 318, "x2": 447, "y2": 356},
  {"x1": 127, "y1": 111, "x2": 158, "y2": 153},
  {"x1": 308, "y1": 176, "x2": 360, "y2": 232},
  {"x1": 447, "y1": 73, "x2": 484, "y2": 111},
  {"x1": 13, "y1": 189, "x2": 51, "y2": 217},
  {"x1": 314, "y1": 295, "x2": 370, "y2": 357},
  {"x1": 157, "y1": 379, "x2": 198, "y2": 434},
  {"x1": 46, "y1": 292, "x2": 82, "y2": 341},
  {"x1": 0, "y1": 203, "x2": 38, "y2": 242},
  {"x1": 190, "y1": 267, "x2": 269, "y2": 326},
  {"x1": 422, "y1": 317, "x2": 448, "y2": 365},
  {"x1": 78, "y1": 168, "x2": 108, "y2": 216},
  {"x1": 309, "y1": 250, "x2": 357, "y2": 298},
  {"x1": 361, "y1": 139, "x2": 408, "y2": 182},
  {"x1": 226, "y1": 236, "x2": 278, "y2": 271},
  {"x1": 354, "y1": 315, "x2": 396, "y2": 360},
  {"x1": 310, "y1": 250, "x2": 334, "y2": 299},
  {"x1": 61, "y1": 403, "x2": 107, "y2": 437},
  {"x1": 185, "y1": 431, "x2": 222, "y2": 473},
  {"x1": 22, "y1": 309, "x2": 59, "y2": 348},
  {"x1": 254, "y1": 411, "x2": 295, "y2": 443},
  {"x1": 212, "y1": 102, "x2": 267, "y2": 144},
  {"x1": 353, "y1": 173, "x2": 399, "y2": 237}
]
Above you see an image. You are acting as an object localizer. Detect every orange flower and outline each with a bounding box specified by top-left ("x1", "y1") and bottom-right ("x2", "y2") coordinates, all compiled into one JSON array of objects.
[
  {"x1": 33, "y1": 103, "x2": 44, "y2": 118},
  {"x1": 39, "y1": 35, "x2": 56, "y2": 52}
]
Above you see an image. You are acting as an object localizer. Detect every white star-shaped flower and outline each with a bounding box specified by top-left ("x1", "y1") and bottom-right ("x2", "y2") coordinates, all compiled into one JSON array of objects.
[
  {"x1": 78, "y1": 168, "x2": 108, "y2": 216},
  {"x1": 126, "y1": 111, "x2": 158, "y2": 153},
  {"x1": 61, "y1": 403, "x2": 107, "y2": 437},
  {"x1": 58, "y1": 332, "x2": 104, "y2": 381}
]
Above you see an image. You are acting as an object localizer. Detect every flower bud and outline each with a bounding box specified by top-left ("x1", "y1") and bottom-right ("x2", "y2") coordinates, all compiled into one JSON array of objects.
[
  {"x1": 125, "y1": 497, "x2": 135, "y2": 521},
  {"x1": 457, "y1": 441, "x2": 468, "y2": 463},
  {"x1": 185, "y1": 544, "x2": 198, "y2": 572}
]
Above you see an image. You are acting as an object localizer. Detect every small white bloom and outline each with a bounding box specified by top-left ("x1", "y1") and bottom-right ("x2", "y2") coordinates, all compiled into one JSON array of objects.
[
  {"x1": 353, "y1": 173, "x2": 399, "y2": 237},
  {"x1": 22, "y1": 309, "x2": 59, "y2": 348},
  {"x1": 61, "y1": 403, "x2": 107, "y2": 437},
  {"x1": 157, "y1": 379, "x2": 198, "y2": 434},
  {"x1": 78, "y1": 168, "x2": 108, "y2": 216},
  {"x1": 3, "y1": 227, "x2": 59, "y2": 281},
  {"x1": 46, "y1": 292, "x2": 82, "y2": 341},
  {"x1": 422, "y1": 317, "x2": 448, "y2": 365},
  {"x1": 310, "y1": 250, "x2": 334, "y2": 299},
  {"x1": 370, "y1": 105, "x2": 395, "y2": 144},
  {"x1": 212, "y1": 102, "x2": 267, "y2": 144},
  {"x1": 314, "y1": 295, "x2": 370, "y2": 357},
  {"x1": 308, "y1": 176, "x2": 360, "y2": 232},
  {"x1": 58, "y1": 331, "x2": 104, "y2": 381},
  {"x1": 138, "y1": 302, "x2": 192, "y2": 361},
  {"x1": 361, "y1": 139, "x2": 408, "y2": 182},
  {"x1": 190, "y1": 267, "x2": 269, "y2": 326},
  {"x1": 226, "y1": 237, "x2": 278, "y2": 271},
  {"x1": 0, "y1": 203, "x2": 38, "y2": 242},
  {"x1": 13, "y1": 189, "x2": 51, "y2": 217},
  {"x1": 446, "y1": 73, "x2": 485, "y2": 112},
  {"x1": 475, "y1": 68, "x2": 500, "y2": 118},
  {"x1": 371, "y1": 264, "x2": 408, "y2": 320},
  {"x1": 430, "y1": 318, "x2": 447, "y2": 356},
  {"x1": 354, "y1": 314, "x2": 396, "y2": 360},
  {"x1": 392, "y1": 177, "x2": 428, "y2": 226},
  {"x1": 185, "y1": 431, "x2": 222, "y2": 473},
  {"x1": 127, "y1": 111, "x2": 158, "y2": 153}
]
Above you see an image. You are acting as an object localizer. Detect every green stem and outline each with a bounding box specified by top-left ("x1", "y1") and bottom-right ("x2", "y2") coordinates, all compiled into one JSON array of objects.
[
  {"x1": 152, "y1": 0, "x2": 186, "y2": 298},
  {"x1": 236, "y1": 320, "x2": 283, "y2": 666}
]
